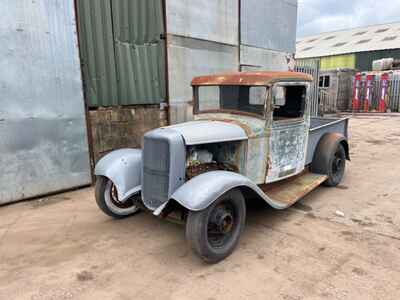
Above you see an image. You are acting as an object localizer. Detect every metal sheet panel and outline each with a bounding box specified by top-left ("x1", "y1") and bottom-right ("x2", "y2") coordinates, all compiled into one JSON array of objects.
[
  {"x1": 240, "y1": 46, "x2": 288, "y2": 71},
  {"x1": 166, "y1": 0, "x2": 239, "y2": 46},
  {"x1": 0, "y1": 0, "x2": 91, "y2": 204},
  {"x1": 76, "y1": 0, "x2": 119, "y2": 107},
  {"x1": 114, "y1": 42, "x2": 166, "y2": 105},
  {"x1": 111, "y1": 0, "x2": 164, "y2": 44},
  {"x1": 241, "y1": 0, "x2": 298, "y2": 53},
  {"x1": 76, "y1": 0, "x2": 166, "y2": 106},
  {"x1": 167, "y1": 35, "x2": 239, "y2": 123}
]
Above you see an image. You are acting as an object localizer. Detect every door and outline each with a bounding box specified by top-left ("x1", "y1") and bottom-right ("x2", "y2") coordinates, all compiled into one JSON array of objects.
[
  {"x1": 0, "y1": 0, "x2": 92, "y2": 204},
  {"x1": 266, "y1": 83, "x2": 310, "y2": 183}
]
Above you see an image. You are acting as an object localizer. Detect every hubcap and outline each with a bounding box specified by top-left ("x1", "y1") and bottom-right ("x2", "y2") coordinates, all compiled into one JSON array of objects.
[
  {"x1": 104, "y1": 180, "x2": 140, "y2": 216},
  {"x1": 207, "y1": 202, "x2": 236, "y2": 248}
]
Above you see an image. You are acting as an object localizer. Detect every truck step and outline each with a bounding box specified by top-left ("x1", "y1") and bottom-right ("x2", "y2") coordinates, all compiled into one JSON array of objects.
[{"x1": 261, "y1": 171, "x2": 328, "y2": 207}]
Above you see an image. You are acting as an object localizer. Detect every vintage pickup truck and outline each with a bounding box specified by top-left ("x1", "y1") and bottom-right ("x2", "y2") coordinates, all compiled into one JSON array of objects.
[{"x1": 94, "y1": 72, "x2": 350, "y2": 263}]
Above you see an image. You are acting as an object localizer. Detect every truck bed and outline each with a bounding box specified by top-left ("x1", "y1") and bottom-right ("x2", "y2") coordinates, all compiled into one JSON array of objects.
[{"x1": 306, "y1": 117, "x2": 349, "y2": 165}]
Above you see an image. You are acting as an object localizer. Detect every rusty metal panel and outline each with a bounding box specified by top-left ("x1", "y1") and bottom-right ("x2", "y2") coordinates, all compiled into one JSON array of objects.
[
  {"x1": 166, "y1": 0, "x2": 239, "y2": 46},
  {"x1": 0, "y1": 0, "x2": 91, "y2": 204},
  {"x1": 266, "y1": 121, "x2": 308, "y2": 183},
  {"x1": 167, "y1": 35, "x2": 239, "y2": 124},
  {"x1": 241, "y1": 0, "x2": 298, "y2": 53}
]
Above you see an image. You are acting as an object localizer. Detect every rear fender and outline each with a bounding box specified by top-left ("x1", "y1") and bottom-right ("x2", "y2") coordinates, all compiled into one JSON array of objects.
[
  {"x1": 162, "y1": 171, "x2": 288, "y2": 214},
  {"x1": 94, "y1": 149, "x2": 142, "y2": 201}
]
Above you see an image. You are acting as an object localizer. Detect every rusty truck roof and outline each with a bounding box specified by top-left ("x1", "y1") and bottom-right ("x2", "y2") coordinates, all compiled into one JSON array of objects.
[{"x1": 191, "y1": 71, "x2": 313, "y2": 86}]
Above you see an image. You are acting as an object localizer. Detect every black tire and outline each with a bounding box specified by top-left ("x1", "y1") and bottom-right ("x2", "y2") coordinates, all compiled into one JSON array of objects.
[
  {"x1": 312, "y1": 143, "x2": 346, "y2": 187},
  {"x1": 95, "y1": 176, "x2": 141, "y2": 219},
  {"x1": 186, "y1": 189, "x2": 246, "y2": 264}
]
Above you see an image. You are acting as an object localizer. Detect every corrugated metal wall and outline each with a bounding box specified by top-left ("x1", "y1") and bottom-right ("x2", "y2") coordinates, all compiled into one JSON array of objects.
[
  {"x1": 77, "y1": 0, "x2": 166, "y2": 107},
  {"x1": 241, "y1": 0, "x2": 297, "y2": 53},
  {"x1": 166, "y1": 0, "x2": 240, "y2": 123},
  {"x1": 355, "y1": 49, "x2": 400, "y2": 71},
  {"x1": 0, "y1": 0, "x2": 91, "y2": 205}
]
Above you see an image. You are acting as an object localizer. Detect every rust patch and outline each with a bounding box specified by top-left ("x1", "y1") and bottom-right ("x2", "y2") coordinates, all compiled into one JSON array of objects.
[
  {"x1": 261, "y1": 171, "x2": 328, "y2": 206},
  {"x1": 186, "y1": 162, "x2": 238, "y2": 180},
  {"x1": 191, "y1": 71, "x2": 313, "y2": 86}
]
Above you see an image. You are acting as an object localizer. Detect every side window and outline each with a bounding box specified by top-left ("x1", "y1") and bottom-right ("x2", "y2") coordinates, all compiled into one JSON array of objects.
[
  {"x1": 249, "y1": 87, "x2": 267, "y2": 105},
  {"x1": 319, "y1": 76, "x2": 330, "y2": 88},
  {"x1": 273, "y1": 85, "x2": 307, "y2": 120},
  {"x1": 198, "y1": 86, "x2": 220, "y2": 110},
  {"x1": 324, "y1": 76, "x2": 330, "y2": 87}
]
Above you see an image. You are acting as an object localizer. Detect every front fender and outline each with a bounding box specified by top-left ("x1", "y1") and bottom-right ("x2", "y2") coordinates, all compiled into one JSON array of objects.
[
  {"x1": 94, "y1": 149, "x2": 142, "y2": 201},
  {"x1": 169, "y1": 171, "x2": 288, "y2": 213}
]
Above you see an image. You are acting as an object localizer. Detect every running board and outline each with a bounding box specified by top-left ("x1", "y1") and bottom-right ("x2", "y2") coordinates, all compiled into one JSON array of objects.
[{"x1": 260, "y1": 171, "x2": 328, "y2": 207}]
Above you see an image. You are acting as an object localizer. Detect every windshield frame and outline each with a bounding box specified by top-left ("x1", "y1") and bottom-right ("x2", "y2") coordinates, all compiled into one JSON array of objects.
[{"x1": 192, "y1": 85, "x2": 270, "y2": 120}]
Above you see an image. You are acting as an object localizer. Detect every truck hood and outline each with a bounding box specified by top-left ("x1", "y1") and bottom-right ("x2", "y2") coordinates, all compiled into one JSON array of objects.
[{"x1": 166, "y1": 121, "x2": 248, "y2": 145}]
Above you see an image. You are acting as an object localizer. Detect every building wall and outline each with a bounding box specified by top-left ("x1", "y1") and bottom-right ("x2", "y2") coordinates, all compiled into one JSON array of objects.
[
  {"x1": 356, "y1": 49, "x2": 400, "y2": 71},
  {"x1": 320, "y1": 54, "x2": 356, "y2": 71},
  {"x1": 76, "y1": 0, "x2": 166, "y2": 107},
  {"x1": 240, "y1": 0, "x2": 297, "y2": 72},
  {"x1": 89, "y1": 106, "x2": 167, "y2": 163},
  {"x1": 298, "y1": 49, "x2": 400, "y2": 72},
  {"x1": 0, "y1": 0, "x2": 91, "y2": 204}
]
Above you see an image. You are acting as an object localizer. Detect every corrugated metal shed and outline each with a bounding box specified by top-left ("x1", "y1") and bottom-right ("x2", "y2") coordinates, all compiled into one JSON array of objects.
[
  {"x1": 0, "y1": 0, "x2": 91, "y2": 204},
  {"x1": 166, "y1": 0, "x2": 239, "y2": 46},
  {"x1": 297, "y1": 22, "x2": 400, "y2": 59},
  {"x1": 356, "y1": 49, "x2": 400, "y2": 71},
  {"x1": 241, "y1": 0, "x2": 298, "y2": 53},
  {"x1": 240, "y1": 46, "x2": 289, "y2": 71},
  {"x1": 76, "y1": 0, "x2": 119, "y2": 106},
  {"x1": 77, "y1": 0, "x2": 166, "y2": 107}
]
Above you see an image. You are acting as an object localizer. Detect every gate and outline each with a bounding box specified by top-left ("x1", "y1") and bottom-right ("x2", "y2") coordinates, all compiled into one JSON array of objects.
[{"x1": 295, "y1": 59, "x2": 321, "y2": 116}]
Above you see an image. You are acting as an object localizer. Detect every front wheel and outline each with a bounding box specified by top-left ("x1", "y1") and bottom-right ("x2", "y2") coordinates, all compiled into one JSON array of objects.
[
  {"x1": 95, "y1": 176, "x2": 141, "y2": 219},
  {"x1": 185, "y1": 189, "x2": 246, "y2": 264}
]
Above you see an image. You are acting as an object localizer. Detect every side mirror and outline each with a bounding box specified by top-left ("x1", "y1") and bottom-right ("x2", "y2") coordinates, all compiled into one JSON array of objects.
[{"x1": 272, "y1": 86, "x2": 286, "y2": 106}]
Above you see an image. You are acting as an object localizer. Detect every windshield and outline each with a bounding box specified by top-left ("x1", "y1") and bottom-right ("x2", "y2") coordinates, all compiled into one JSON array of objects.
[{"x1": 195, "y1": 85, "x2": 268, "y2": 117}]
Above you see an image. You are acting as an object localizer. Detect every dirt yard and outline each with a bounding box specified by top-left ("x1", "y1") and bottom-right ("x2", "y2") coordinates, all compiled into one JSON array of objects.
[{"x1": 1, "y1": 115, "x2": 400, "y2": 300}]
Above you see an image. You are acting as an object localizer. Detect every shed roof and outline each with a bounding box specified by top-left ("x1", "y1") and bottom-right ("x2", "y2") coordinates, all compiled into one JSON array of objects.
[
  {"x1": 296, "y1": 22, "x2": 400, "y2": 59},
  {"x1": 191, "y1": 71, "x2": 313, "y2": 86}
]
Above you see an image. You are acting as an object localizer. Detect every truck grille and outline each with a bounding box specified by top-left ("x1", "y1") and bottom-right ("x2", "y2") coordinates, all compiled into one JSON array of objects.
[
  {"x1": 142, "y1": 136, "x2": 170, "y2": 210},
  {"x1": 142, "y1": 128, "x2": 186, "y2": 211}
]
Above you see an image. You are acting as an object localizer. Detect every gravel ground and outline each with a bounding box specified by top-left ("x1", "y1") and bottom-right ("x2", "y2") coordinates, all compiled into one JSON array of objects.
[{"x1": 0, "y1": 114, "x2": 399, "y2": 300}]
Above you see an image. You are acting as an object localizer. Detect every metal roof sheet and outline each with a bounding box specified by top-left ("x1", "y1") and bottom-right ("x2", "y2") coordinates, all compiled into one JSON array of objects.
[{"x1": 296, "y1": 22, "x2": 400, "y2": 59}]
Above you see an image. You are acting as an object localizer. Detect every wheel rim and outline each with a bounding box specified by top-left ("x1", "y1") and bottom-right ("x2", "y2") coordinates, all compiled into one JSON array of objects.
[
  {"x1": 104, "y1": 180, "x2": 140, "y2": 216},
  {"x1": 207, "y1": 201, "x2": 237, "y2": 249},
  {"x1": 331, "y1": 148, "x2": 345, "y2": 181}
]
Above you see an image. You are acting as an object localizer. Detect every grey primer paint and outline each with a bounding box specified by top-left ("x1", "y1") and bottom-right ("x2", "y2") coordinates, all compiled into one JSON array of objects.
[
  {"x1": 0, "y1": 0, "x2": 91, "y2": 204},
  {"x1": 94, "y1": 149, "x2": 143, "y2": 201},
  {"x1": 142, "y1": 128, "x2": 186, "y2": 211}
]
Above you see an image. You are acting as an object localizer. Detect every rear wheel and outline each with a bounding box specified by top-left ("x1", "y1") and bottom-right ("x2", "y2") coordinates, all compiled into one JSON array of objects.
[
  {"x1": 186, "y1": 189, "x2": 246, "y2": 264},
  {"x1": 95, "y1": 176, "x2": 141, "y2": 219},
  {"x1": 312, "y1": 143, "x2": 346, "y2": 187}
]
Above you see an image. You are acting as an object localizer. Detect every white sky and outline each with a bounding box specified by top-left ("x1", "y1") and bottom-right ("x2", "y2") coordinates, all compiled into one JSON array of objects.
[{"x1": 297, "y1": 0, "x2": 400, "y2": 38}]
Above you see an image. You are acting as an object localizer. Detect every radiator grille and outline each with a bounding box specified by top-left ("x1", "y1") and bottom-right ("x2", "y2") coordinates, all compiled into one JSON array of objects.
[{"x1": 142, "y1": 136, "x2": 170, "y2": 210}]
